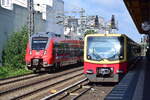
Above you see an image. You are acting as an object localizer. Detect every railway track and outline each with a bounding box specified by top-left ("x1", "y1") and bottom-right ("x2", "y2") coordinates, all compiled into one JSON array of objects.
[
  {"x1": 0, "y1": 73, "x2": 32, "y2": 81},
  {"x1": 0, "y1": 66, "x2": 84, "y2": 100},
  {"x1": 41, "y1": 78, "x2": 90, "y2": 100},
  {"x1": 0, "y1": 73, "x2": 42, "y2": 86},
  {"x1": 41, "y1": 80, "x2": 115, "y2": 100},
  {"x1": 77, "y1": 83, "x2": 115, "y2": 100}
]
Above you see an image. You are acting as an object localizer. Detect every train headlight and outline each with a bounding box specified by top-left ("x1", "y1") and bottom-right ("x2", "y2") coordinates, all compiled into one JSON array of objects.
[
  {"x1": 44, "y1": 50, "x2": 47, "y2": 55},
  {"x1": 117, "y1": 70, "x2": 124, "y2": 73},
  {"x1": 29, "y1": 50, "x2": 32, "y2": 55},
  {"x1": 87, "y1": 55, "x2": 91, "y2": 59},
  {"x1": 86, "y1": 69, "x2": 94, "y2": 74},
  {"x1": 43, "y1": 62, "x2": 48, "y2": 65},
  {"x1": 26, "y1": 62, "x2": 31, "y2": 66},
  {"x1": 43, "y1": 62, "x2": 48, "y2": 67},
  {"x1": 110, "y1": 68, "x2": 114, "y2": 72}
]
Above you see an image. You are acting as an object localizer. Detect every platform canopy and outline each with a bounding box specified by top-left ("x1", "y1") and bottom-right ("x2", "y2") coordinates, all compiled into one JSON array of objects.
[{"x1": 124, "y1": 0, "x2": 150, "y2": 34}]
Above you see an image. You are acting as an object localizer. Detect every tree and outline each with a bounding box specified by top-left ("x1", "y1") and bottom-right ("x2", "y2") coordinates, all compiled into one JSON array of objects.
[
  {"x1": 2, "y1": 26, "x2": 28, "y2": 68},
  {"x1": 84, "y1": 30, "x2": 96, "y2": 36}
]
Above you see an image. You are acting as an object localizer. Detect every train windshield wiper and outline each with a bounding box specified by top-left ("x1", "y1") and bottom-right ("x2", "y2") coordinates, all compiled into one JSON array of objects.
[
  {"x1": 107, "y1": 52, "x2": 120, "y2": 60},
  {"x1": 93, "y1": 53, "x2": 103, "y2": 61},
  {"x1": 90, "y1": 48, "x2": 103, "y2": 61}
]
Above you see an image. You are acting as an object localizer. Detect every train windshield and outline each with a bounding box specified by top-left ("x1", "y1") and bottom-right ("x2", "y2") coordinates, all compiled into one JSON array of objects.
[
  {"x1": 32, "y1": 37, "x2": 48, "y2": 50},
  {"x1": 87, "y1": 36, "x2": 124, "y2": 61}
]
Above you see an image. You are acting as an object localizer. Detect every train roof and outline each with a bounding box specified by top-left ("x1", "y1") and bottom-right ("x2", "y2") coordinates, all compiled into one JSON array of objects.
[
  {"x1": 84, "y1": 33, "x2": 133, "y2": 41},
  {"x1": 31, "y1": 32, "x2": 55, "y2": 38},
  {"x1": 84, "y1": 33, "x2": 125, "y2": 37}
]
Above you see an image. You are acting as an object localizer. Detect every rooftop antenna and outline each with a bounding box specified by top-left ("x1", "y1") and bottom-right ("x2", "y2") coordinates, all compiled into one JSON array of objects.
[
  {"x1": 95, "y1": 15, "x2": 99, "y2": 28},
  {"x1": 110, "y1": 15, "x2": 118, "y2": 33}
]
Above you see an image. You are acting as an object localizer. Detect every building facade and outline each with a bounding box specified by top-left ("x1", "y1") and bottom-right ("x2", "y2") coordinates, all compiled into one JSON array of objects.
[{"x1": 64, "y1": 15, "x2": 105, "y2": 36}]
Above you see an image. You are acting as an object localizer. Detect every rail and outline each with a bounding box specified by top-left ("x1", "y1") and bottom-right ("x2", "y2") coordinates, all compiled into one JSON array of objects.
[{"x1": 41, "y1": 78, "x2": 88, "y2": 100}]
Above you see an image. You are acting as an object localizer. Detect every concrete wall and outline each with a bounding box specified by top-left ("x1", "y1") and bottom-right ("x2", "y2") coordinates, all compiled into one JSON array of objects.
[
  {"x1": 0, "y1": 6, "x2": 14, "y2": 65},
  {"x1": 0, "y1": 0, "x2": 64, "y2": 66},
  {"x1": 13, "y1": 4, "x2": 46, "y2": 33},
  {"x1": 0, "y1": 4, "x2": 45, "y2": 65}
]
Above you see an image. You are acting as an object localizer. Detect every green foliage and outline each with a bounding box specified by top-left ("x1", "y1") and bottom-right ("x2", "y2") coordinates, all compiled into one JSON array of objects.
[
  {"x1": 2, "y1": 26, "x2": 28, "y2": 68},
  {"x1": 0, "y1": 66, "x2": 32, "y2": 79},
  {"x1": 0, "y1": 66, "x2": 9, "y2": 78},
  {"x1": 84, "y1": 30, "x2": 96, "y2": 36}
]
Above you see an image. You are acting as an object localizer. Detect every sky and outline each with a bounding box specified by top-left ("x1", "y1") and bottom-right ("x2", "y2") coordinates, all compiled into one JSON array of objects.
[{"x1": 63, "y1": 0, "x2": 143, "y2": 43}]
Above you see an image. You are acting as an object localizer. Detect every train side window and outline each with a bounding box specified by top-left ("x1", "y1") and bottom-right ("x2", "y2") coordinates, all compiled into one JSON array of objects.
[
  {"x1": 55, "y1": 34, "x2": 61, "y2": 37},
  {"x1": 54, "y1": 43, "x2": 58, "y2": 55},
  {"x1": 58, "y1": 43, "x2": 63, "y2": 55},
  {"x1": 65, "y1": 35, "x2": 71, "y2": 39}
]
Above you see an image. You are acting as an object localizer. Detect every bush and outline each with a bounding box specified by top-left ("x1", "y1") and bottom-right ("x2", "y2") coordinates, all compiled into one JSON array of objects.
[{"x1": 2, "y1": 26, "x2": 28, "y2": 68}]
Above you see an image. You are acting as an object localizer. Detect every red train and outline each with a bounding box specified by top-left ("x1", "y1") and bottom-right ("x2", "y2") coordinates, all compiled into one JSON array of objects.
[
  {"x1": 84, "y1": 33, "x2": 141, "y2": 82},
  {"x1": 25, "y1": 32, "x2": 83, "y2": 72}
]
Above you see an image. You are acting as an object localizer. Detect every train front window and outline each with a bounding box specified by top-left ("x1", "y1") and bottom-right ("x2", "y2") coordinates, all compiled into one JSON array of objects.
[
  {"x1": 87, "y1": 36, "x2": 124, "y2": 61},
  {"x1": 32, "y1": 37, "x2": 48, "y2": 50}
]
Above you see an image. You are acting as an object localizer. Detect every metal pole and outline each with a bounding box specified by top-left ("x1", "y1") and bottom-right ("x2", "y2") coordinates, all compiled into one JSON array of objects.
[
  {"x1": 28, "y1": 0, "x2": 34, "y2": 38},
  {"x1": 80, "y1": 8, "x2": 85, "y2": 35}
]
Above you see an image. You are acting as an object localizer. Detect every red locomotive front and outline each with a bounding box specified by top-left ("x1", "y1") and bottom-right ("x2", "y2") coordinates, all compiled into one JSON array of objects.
[{"x1": 25, "y1": 34, "x2": 54, "y2": 72}]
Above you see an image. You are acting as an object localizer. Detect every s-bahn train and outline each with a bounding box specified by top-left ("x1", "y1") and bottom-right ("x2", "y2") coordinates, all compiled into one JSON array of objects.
[
  {"x1": 25, "y1": 32, "x2": 83, "y2": 72},
  {"x1": 84, "y1": 33, "x2": 141, "y2": 82}
]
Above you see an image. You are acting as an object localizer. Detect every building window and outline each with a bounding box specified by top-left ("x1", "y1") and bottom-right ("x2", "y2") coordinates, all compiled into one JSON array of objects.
[
  {"x1": 1, "y1": 0, "x2": 10, "y2": 6},
  {"x1": 7, "y1": 0, "x2": 9, "y2": 5},
  {"x1": 2, "y1": 0, "x2": 5, "y2": 5}
]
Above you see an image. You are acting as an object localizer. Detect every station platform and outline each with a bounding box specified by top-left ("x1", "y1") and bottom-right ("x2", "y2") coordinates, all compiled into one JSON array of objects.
[{"x1": 105, "y1": 56, "x2": 150, "y2": 100}]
